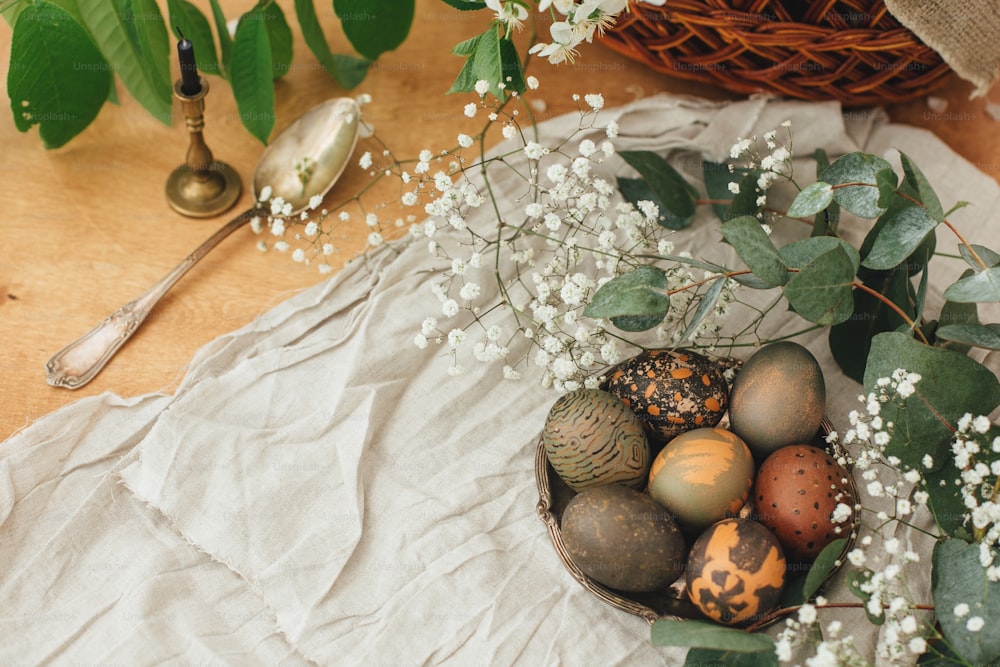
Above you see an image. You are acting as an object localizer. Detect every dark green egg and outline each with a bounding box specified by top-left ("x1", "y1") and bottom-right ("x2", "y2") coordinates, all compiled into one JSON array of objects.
[
  {"x1": 561, "y1": 485, "x2": 686, "y2": 592},
  {"x1": 728, "y1": 341, "x2": 826, "y2": 458}
]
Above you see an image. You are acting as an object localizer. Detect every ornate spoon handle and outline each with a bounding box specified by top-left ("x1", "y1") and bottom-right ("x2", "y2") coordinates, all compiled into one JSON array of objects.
[{"x1": 45, "y1": 208, "x2": 258, "y2": 389}]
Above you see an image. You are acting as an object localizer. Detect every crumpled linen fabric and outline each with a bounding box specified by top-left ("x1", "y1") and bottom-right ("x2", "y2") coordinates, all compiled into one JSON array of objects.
[{"x1": 2, "y1": 94, "x2": 998, "y2": 666}]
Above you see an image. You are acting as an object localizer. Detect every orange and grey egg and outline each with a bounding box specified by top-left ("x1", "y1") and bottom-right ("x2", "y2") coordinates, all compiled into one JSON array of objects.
[
  {"x1": 754, "y1": 444, "x2": 857, "y2": 562},
  {"x1": 647, "y1": 427, "x2": 755, "y2": 532},
  {"x1": 603, "y1": 349, "x2": 729, "y2": 446},
  {"x1": 561, "y1": 484, "x2": 687, "y2": 593},
  {"x1": 542, "y1": 388, "x2": 650, "y2": 492},
  {"x1": 686, "y1": 518, "x2": 786, "y2": 626}
]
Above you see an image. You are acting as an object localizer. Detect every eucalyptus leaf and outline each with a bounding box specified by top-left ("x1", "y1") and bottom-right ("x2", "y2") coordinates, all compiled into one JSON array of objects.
[
  {"x1": 862, "y1": 205, "x2": 938, "y2": 271},
  {"x1": 943, "y1": 267, "x2": 1000, "y2": 303},
  {"x1": 611, "y1": 313, "x2": 667, "y2": 332},
  {"x1": 7, "y1": 1, "x2": 113, "y2": 148},
  {"x1": 439, "y1": 0, "x2": 487, "y2": 8},
  {"x1": 230, "y1": 8, "x2": 274, "y2": 144},
  {"x1": 207, "y1": 0, "x2": 232, "y2": 74},
  {"x1": 168, "y1": 0, "x2": 221, "y2": 76},
  {"x1": 937, "y1": 288, "x2": 979, "y2": 353},
  {"x1": 820, "y1": 152, "x2": 894, "y2": 219},
  {"x1": 730, "y1": 273, "x2": 775, "y2": 290},
  {"x1": 685, "y1": 648, "x2": 778, "y2": 667},
  {"x1": 335, "y1": 0, "x2": 414, "y2": 61},
  {"x1": 779, "y1": 236, "x2": 861, "y2": 275},
  {"x1": 875, "y1": 167, "x2": 898, "y2": 209},
  {"x1": 812, "y1": 148, "x2": 839, "y2": 236},
  {"x1": 933, "y1": 539, "x2": 1000, "y2": 665},
  {"x1": 583, "y1": 266, "x2": 670, "y2": 325},
  {"x1": 728, "y1": 171, "x2": 764, "y2": 220},
  {"x1": 675, "y1": 276, "x2": 727, "y2": 344},
  {"x1": 900, "y1": 151, "x2": 945, "y2": 222},
  {"x1": 262, "y1": 1, "x2": 293, "y2": 80},
  {"x1": 921, "y1": 458, "x2": 972, "y2": 540},
  {"x1": 619, "y1": 151, "x2": 698, "y2": 229},
  {"x1": 802, "y1": 538, "x2": 847, "y2": 600},
  {"x1": 703, "y1": 160, "x2": 740, "y2": 221},
  {"x1": 959, "y1": 243, "x2": 1000, "y2": 271},
  {"x1": 294, "y1": 0, "x2": 369, "y2": 88},
  {"x1": 787, "y1": 181, "x2": 834, "y2": 218},
  {"x1": 935, "y1": 323, "x2": 1000, "y2": 350},
  {"x1": 863, "y1": 332, "x2": 1000, "y2": 470},
  {"x1": 829, "y1": 267, "x2": 914, "y2": 383},
  {"x1": 651, "y1": 619, "x2": 776, "y2": 653},
  {"x1": 720, "y1": 216, "x2": 788, "y2": 288},
  {"x1": 617, "y1": 177, "x2": 669, "y2": 227},
  {"x1": 847, "y1": 569, "x2": 885, "y2": 624},
  {"x1": 78, "y1": 0, "x2": 172, "y2": 124},
  {"x1": 783, "y1": 246, "x2": 856, "y2": 326}
]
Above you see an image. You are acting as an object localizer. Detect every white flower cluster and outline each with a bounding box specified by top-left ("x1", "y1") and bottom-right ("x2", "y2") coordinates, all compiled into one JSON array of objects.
[
  {"x1": 727, "y1": 120, "x2": 794, "y2": 227},
  {"x1": 407, "y1": 83, "x2": 737, "y2": 388},
  {"x1": 952, "y1": 412, "x2": 1000, "y2": 580},
  {"x1": 774, "y1": 599, "x2": 872, "y2": 666},
  {"x1": 528, "y1": 0, "x2": 666, "y2": 64}
]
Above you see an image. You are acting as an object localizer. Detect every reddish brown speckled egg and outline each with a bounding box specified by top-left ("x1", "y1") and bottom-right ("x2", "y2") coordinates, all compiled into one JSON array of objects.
[
  {"x1": 754, "y1": 445, "x2": 857, "y2": 562},
  {"x1": 603, "y1": 349, "x2": 729, "y2": 447}
]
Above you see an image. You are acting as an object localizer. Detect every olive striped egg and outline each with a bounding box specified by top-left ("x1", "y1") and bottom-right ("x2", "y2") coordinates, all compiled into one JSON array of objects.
[
  {"x1": 604, "y1": 349, "x2": 729, "y2": 447},
  {"x1": 542, "y1": 388, "x2": 650, "y2": 492}
]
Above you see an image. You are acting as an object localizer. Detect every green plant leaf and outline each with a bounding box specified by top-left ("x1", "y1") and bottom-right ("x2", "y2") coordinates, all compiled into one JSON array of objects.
[
  {"x1": 685, "y1": 648, "x2": 778, "y2": 667},
  {"x1": 675, "y1": 276, "x2": 727, "y2": 344},
  {"x1": 787, "y1": 181, "x2": 834, "y2": 218},
  {"x1": 900, "y1": 151, "x2": 945, "y2": 222},
  {"x1": 438, "y1": 0, "x2": 486, "y2": 9},
  {"x1": 78, "y1": 0, "x2": 172, "y2": 124},
  {"x1": 293, "y1": 0, "x2": 369, "y2": 88},
  {"x1": 959, "y1": 243, "x2": 1000, "y2": 271},
  {"x1": 168, "y1": 0, "x2": 221, "y2": 77},
  {"x1": 783, "y1": 246, "x2": 856, "y2": 325},
  {"x1": 943, "y1": 267, "x2": 1000, "y2": 303},
  {"x1": 497, "y1": 36, "x2": 526, "y2": 96},
  {"x1": 703, "y1": 160, "x2": 738, "y2": 221},
  {"x1": 119, "y1": 0, "x2": 171, "y2": 93},
  {"x1": 619, "y1": 151, "x2": 698, "y2": 229},
  {"x1": 921, "y1": 457, "x2": 972, "y2": 540},
  {"x1": 829, "y1": 267, "x2": 914, "y2": 383},
  {"x1": 863, "y1": 332, "x2": 1000, "y2": 470},
  {"x1": 720, "y1": 215, "x2": 788, "y2": 288},
  {"x1": 820, "y1": 151, "x2": 894, "y2": 219},
  {"x1": 846, "y1": 569, "x2": 885, "y2": 624},
  {"x1": 651, "y1": 619, "x2": 775, "y2": 653},
  {"x1": 935, "y1": 323, "x2": 1000, "y2": 350},
  {"x1": 7, "y1": 0, "x2": 113, "y2": 148},
  {"x1": 812, "y1": 148, "x2": 839, "y2": 236},
  {"x1": 802, "y1": 538, "x2": 847, "y2": 601},
  {"x1": 261, "y1": 1, "x2": 293, "y2": 80},
  {"x1": 335, "y1": 0, "x2": 414, "y2": 61},
  {"x1": 583, "y1": 266, "x2": 670, "y2": 330},
  {"x1": 779, "y1": 236, "x2": 861, "y2": 275},
  {"x1": 861, "y1": 205, "x2": 938, "y2": 271},
  {"x1": 933, "y1": 539, "x2": 1000, "y2": 665},
  {"x1": 937, "y1": 287, "x2": 979, "y2": 354},
  {"x1": 875, "y1": 167, "x2": 898, "y2": 209},
  {"x1": 230, "y1": 8, "x2": 274, "y2": 144},
  {"x1": 207, "y1": 0, "x2": 232, "y2": 75},
  {"x1": 617, "y1": 177, "x2": 671, "y2": 226}
]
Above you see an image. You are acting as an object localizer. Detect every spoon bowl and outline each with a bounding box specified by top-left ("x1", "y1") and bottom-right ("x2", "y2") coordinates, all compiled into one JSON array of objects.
[{"x1": 45, "y1": 97, "x2": 362, "y2": 389}]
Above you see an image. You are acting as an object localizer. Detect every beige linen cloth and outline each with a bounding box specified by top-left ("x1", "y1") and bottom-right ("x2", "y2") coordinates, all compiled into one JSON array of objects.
[
  {"x1": 2, "y1": 95, "x2": 999, "y2": 665},
  {"x1": 887, "y1": 0, "x2": 1000, "y2": 95}
]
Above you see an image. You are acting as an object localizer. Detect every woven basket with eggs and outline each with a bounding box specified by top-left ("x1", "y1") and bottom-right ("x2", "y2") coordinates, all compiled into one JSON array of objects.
[
  {"x1": 599, "y1": 0, "x2": 951, "y2": 106},
  {"x1": 535, "y1": 344, "x2": 859, "y2": 627}
]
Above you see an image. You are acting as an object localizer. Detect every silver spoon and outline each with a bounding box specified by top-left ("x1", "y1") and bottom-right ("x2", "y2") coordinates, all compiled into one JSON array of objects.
[{"x1": 45, "y1": 97, "x2": 362, "y2": 389}]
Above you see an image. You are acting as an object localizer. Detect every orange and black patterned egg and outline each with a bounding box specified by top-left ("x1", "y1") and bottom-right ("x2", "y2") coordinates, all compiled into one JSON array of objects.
[
  {"x1": 755, "y1": 445, "x2": 857, "y2": 562},
  {"x1": 686, "y1": 518, "x2": 786, "y2": 626},
  {"x1": 542, "y1": 388, "x2": 650, "y2": 492},
  {"x1": 603, "y1": 349, "x2": 729, "y2": 447}
]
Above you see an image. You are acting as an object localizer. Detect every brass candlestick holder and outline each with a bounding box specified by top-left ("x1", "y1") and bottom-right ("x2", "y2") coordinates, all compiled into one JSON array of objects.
[{"x1": 165, "y1": 77, "x2": 242, "y2": 218}]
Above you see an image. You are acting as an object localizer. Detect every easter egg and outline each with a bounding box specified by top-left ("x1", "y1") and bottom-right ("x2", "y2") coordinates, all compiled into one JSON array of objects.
[
  {"x1": 604, "y1": 349, "x2": 729, "y2": 447},
  {"x1": 728, "y1": 341, "x2": 826, "y2": 458},
  {"x1": 686, "y1": 518, "x2": 786, "y2": 625},
  {"x1": 561, "y1": 484, "x2": 687, "y2": 592},
  {"x1": 542, "y1": 389, "x2": 650, "y2": 492},
  {"x1": 647, "y1": 427, "x2": 754, "y2": 532},
  {"x1": 754, "y1": 445, "x2": 857, "y2": 562}
]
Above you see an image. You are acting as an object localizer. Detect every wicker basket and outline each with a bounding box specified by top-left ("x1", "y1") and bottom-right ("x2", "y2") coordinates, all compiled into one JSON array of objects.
[
  {"x1": 601, "y1": 0, "x2": 950, "y2": 106},
  {"x1": 535, "y1": 417, "x2": 857, "y2": 626}
]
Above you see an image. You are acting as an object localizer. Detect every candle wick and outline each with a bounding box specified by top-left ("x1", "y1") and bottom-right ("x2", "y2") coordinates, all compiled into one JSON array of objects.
[{"x1": 176, "y1": 26, "x2": 186, "y2": 41}]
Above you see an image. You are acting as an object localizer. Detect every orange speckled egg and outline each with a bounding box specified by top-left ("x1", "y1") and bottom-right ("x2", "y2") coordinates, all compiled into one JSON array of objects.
[
  {"x1": 754, "y1": 445, "x2": 857, "y2": 562},
  {"x1": 686, "y1": 518, "x2": 786, "y2": 626},
  {"x1": 647, "y1": 427, "x2": 754, "y2": 532},
  {"x1": 603, "y1": 349, "x2": 729, "y2": 447}
]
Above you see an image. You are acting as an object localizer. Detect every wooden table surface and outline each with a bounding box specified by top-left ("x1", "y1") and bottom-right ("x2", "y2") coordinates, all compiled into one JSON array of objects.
[{"x1": 2, "y1": 1, "x2": 999, "y2": 442}]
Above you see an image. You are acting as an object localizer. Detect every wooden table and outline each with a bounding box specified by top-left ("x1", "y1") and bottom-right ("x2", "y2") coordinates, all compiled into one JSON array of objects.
[{"x1": 2, "y1": 1, "x2": 999, "y2": 442}]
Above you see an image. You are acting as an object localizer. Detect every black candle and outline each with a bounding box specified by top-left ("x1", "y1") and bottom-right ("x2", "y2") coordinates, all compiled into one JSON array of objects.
[{"x1": 177, "y1": 28, "x2": 201, "y2": 96}]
